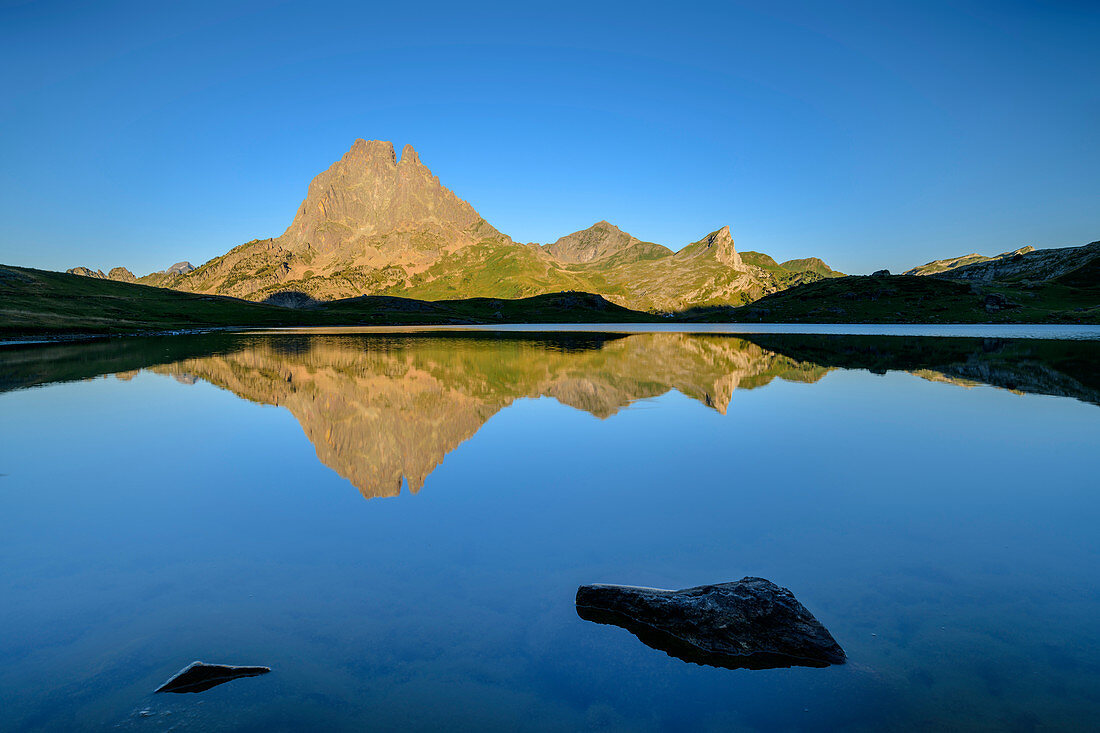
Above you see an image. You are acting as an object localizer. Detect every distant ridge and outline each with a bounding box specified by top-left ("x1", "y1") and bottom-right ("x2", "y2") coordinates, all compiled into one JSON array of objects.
[
  {"x1": 905, "y1": 242, "x2": 1099, "y2": 283},
  {"x1": 66, "y1": 262, "x2": 187, "y2": 282},
  {"x1": 904, "y1": 246, "x2": 1036, "y2": 276}
]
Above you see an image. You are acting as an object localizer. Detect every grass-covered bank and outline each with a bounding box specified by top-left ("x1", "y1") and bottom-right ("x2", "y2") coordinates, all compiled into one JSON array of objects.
[
  {"x1": 0, "y1": 265, "x2": 658, "y2": 339},
  {"x1": 681, "y1": 274, "x2": 1100, "y2": 324}
]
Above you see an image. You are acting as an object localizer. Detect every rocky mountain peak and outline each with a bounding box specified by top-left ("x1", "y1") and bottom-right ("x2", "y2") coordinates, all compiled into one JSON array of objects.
[
  {"x1": 544, "y1": 221, "x2": 641, "y2": 263},
  {"x1": 164, "y1": 261, "x2": 195, "y2": 276},
  {"x1": 399, "y1": 144, "x2": 422, "y2": 167},
  {"x1": 345, "y1": 138, "x2": 397, "y2": 166},
  {"x1": 276, "y1": 139, "x2": 503, "y2": 255},
  {"x1": 704, "y1": 225, "x2": 732, "y2": 247},
  {"x1": 681, "y1": 225, "x2": 742, "y2": 267}
]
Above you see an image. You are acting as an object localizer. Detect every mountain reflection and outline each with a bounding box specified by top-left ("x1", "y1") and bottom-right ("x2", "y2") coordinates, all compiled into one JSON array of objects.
[
  {"x1": 2, "y1": 331, "x2": 1097, "y2": 501},
  {"x1": 150, "y1": 333, "x2": 829, "y2": 499}
]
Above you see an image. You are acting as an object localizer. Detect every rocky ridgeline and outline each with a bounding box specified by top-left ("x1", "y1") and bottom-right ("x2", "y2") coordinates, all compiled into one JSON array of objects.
[
  {"x1": 905, "y1": 241, "x2": 1100, "y2": 284},
  {"x1": 65, "y1": 140, "x2": 841, "y2": 310},
  {"x1": 66, "y1": 262, "x2": 193, "y2": 283}
]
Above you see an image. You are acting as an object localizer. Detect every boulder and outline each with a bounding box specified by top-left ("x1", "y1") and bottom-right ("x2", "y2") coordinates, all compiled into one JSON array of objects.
[
  {"x1": 576, "y1": 577, "x2": 845, "y2": 670},
  {"x1": 984, "y1": 292, "x2": 1020, "y2": 312},
  {"x1": 155, "y1": 661, "x2": 270, "y2": 693}
]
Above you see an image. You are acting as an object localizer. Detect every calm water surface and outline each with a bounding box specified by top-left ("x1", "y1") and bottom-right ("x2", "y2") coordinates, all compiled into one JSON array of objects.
[{"x1": 1, "y1": 330, "x2": 1098, "y2": 731}]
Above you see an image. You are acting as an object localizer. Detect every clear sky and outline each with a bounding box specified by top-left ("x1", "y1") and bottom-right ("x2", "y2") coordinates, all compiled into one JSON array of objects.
[{"x1": 1, "y1": 0, "x2": 1097, "y2": 276}]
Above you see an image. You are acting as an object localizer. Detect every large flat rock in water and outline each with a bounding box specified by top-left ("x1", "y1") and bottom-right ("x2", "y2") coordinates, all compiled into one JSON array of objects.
[
  {"x1": 155, "y1": 661, "x2": 271, "y2": 693},
  {"x1": 576, "y1": 577, "x2": 845, "y2": 670}
]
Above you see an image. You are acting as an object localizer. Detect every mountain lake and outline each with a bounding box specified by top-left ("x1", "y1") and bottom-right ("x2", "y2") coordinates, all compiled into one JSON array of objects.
[{"x1": 1, "y1": 325, "x2": 1098, "y2": 731}]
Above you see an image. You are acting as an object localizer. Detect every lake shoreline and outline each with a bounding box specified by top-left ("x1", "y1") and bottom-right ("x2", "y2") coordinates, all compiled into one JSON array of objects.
[
  {"x1": 6, "y1": 321, "x2": 1100, "y2": 347},
  {"x1": 3, "y1": 263, "x2": 1098, "y2": 343}
]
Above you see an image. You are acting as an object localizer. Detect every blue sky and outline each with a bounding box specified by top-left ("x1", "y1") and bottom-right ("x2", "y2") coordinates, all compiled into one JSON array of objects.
[{"x1": 1, "y1": 0, "x2": 1097, "y2": 275}]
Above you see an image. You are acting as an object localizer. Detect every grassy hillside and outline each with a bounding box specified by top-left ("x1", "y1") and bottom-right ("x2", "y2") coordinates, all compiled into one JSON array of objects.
[
  {"x1": 684, "y1": 274, "x2": 1100, "y2": 323},
  {"x1": 780, "y1": 257, "x2": 842, "y2": 278},
  {"x1": 6, "y1": 261, "x2": 1097, "y2": 339},
  {"x1": 0, "y1": 265, "x2": 657, "y2": 338}
]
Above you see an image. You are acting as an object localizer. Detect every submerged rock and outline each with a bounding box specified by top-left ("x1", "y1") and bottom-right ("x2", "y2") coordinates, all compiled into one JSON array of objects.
[
  {"x1": 576, "y1": 577, "x2": 845, "y2": 670},
  {"x1": 155, "y1": 661, "x2": 271, "y2": 693}
]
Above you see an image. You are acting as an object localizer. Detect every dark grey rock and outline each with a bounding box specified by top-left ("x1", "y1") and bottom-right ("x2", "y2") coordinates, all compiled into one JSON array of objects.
[
  {"x1": 576, "y1": 577, "x2": 845, "y2": 670},
  {"x1": 984, "y1": 292, "x2": 1020, "y2": 312},
  {"x1": 155, "y1": 661, "x2": 270, "y2": 693},
  {"x1": 871, "y1": 269, "x2": 891, "y2": 277}
]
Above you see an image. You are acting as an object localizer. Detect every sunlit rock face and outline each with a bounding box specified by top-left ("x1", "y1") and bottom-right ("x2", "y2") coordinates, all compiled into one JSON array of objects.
[
  {"x1": 153, "y1": 333, "x2": 827, "y2": 499},
  {"x1": 139, "y1": 141, "x2": 511, "y2": 301},
  {"x1": 278, "y1": 140, "x2": 506, "y2": 260}
]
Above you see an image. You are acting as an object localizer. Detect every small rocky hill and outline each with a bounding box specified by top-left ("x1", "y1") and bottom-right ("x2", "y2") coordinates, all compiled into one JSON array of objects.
[{"x1": 542, "y1": 220, "x2": 664, "y2": 263}]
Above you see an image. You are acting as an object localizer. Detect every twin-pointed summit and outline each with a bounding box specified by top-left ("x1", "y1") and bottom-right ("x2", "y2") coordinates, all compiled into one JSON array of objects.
[{"x1": 278, "y1": 139, "x2": 504, "y2": 257}]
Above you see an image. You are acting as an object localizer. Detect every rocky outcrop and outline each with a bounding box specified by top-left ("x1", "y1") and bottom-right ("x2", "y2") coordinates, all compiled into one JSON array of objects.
[
  {"x1": 984, "y1": 292, "x2": 1020, "y2": 312},
  {"x1": 67, "y1": 266, "x2": 137, "y2": 282},
  {"x1": 155, "y1": 661, "x2": 270, "y2": 693},
  {"x1": 66, "y1": 266, "x2": 107, "y2": 278},
  {"x1": 677, "y1": 225, "x2": 743, "y2": 267},
  {"x1": 576, "y1": 578, "x2": 846, "y2": 670}
]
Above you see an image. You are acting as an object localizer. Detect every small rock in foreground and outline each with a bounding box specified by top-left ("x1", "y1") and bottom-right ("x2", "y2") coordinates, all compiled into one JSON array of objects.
[
  {"x1": 155, "y1": 661, "x2": 271, "y2": 693},
  {"x1": 576, "y1": 577, "x2": 845, "y2": 670}
]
